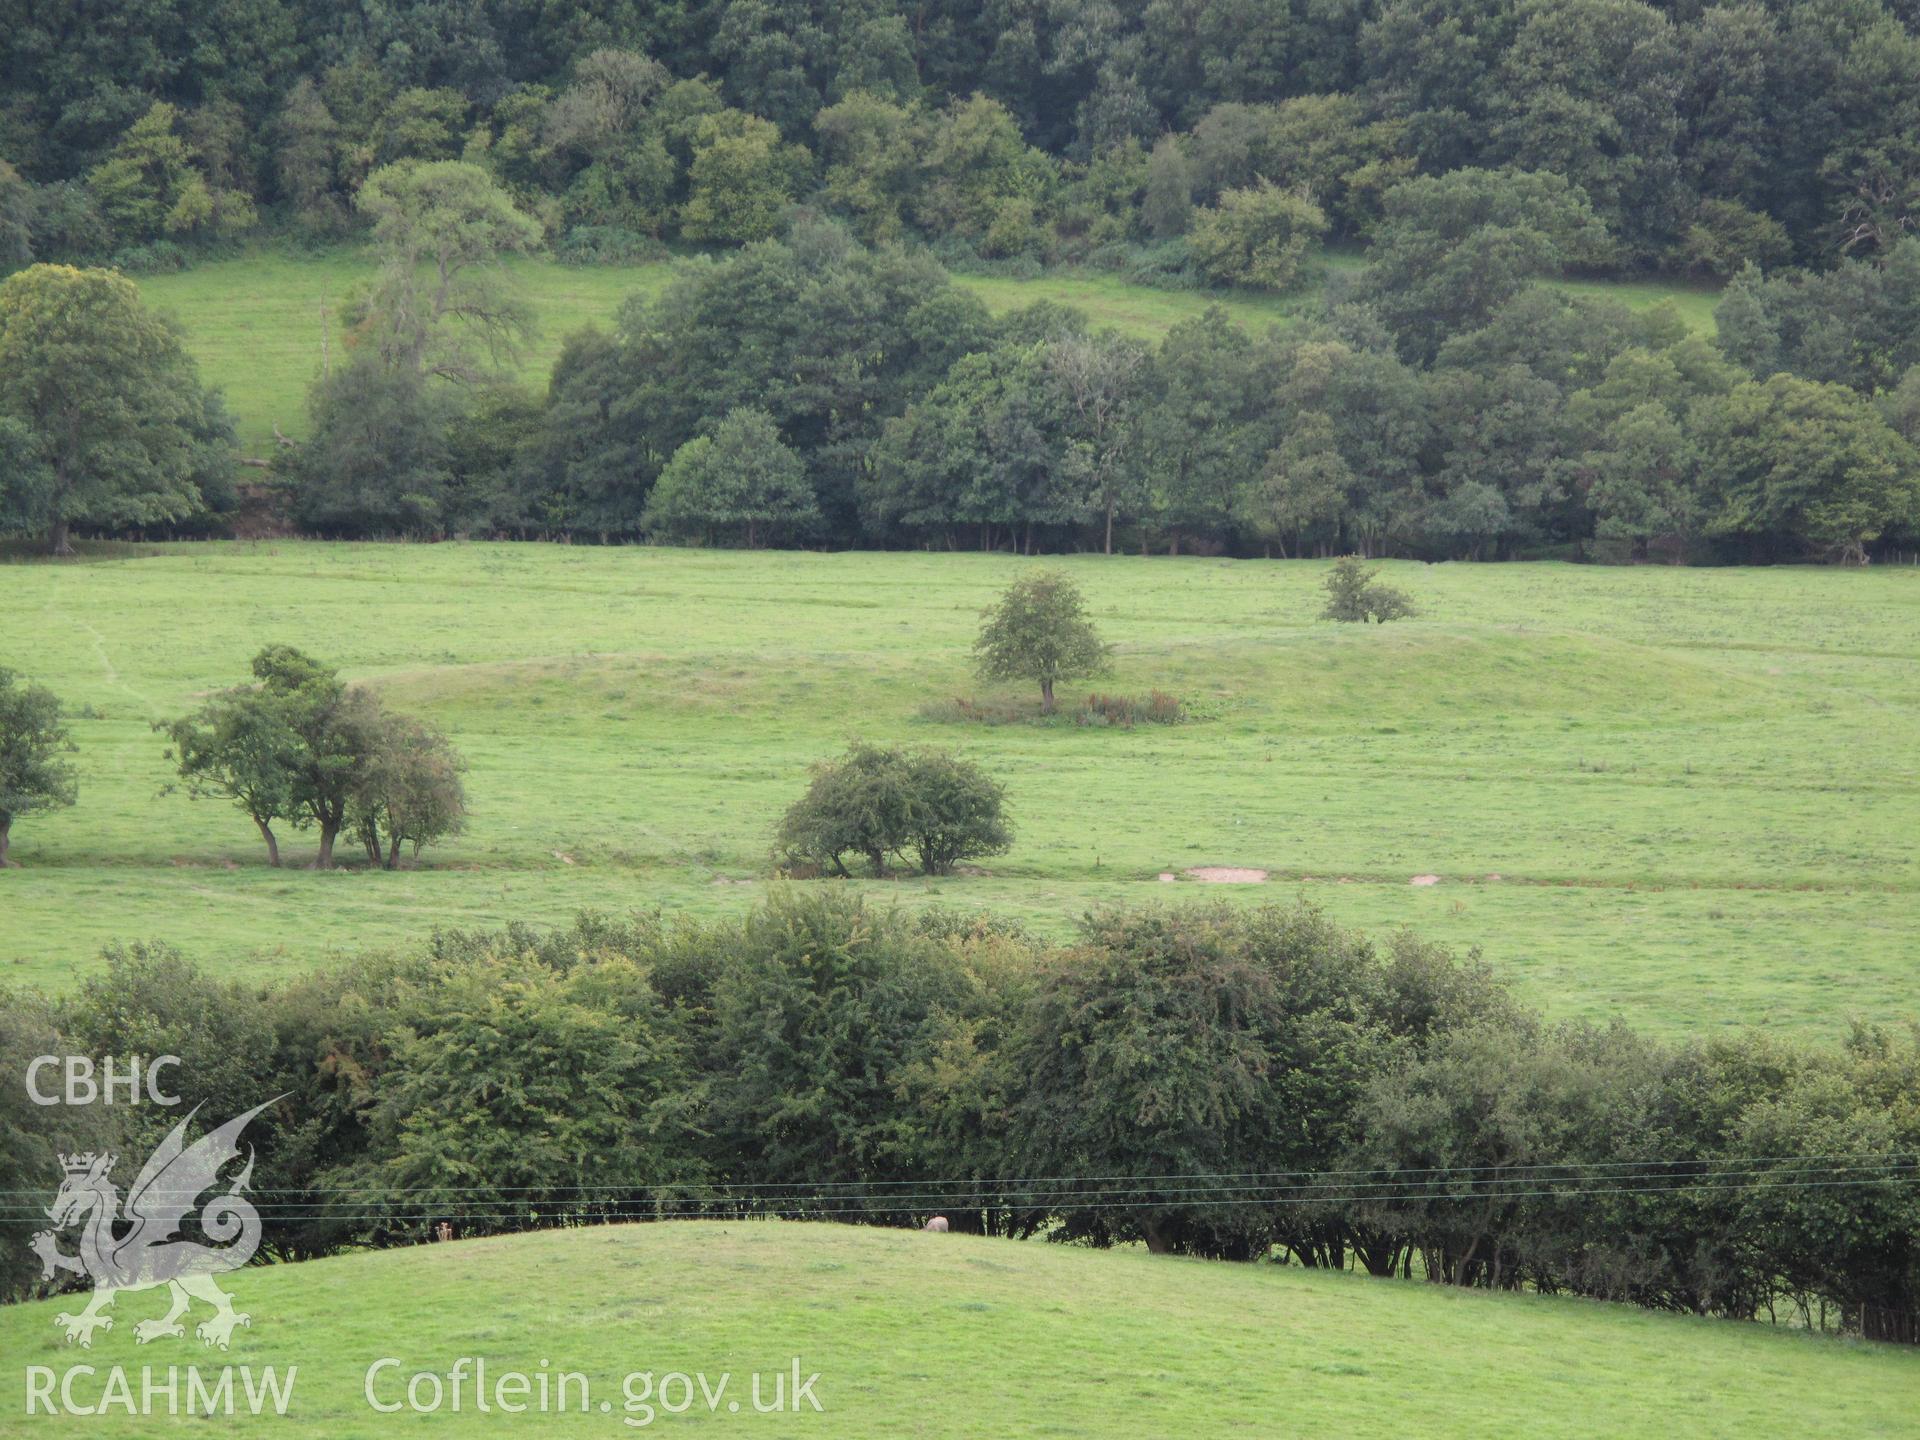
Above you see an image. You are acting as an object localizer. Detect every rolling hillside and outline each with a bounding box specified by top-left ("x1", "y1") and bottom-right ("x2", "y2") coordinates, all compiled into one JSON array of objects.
[
  {"x1": 2, "y1": 1222, "x2": 1914, "y2": 1437},
  {"x1": 132, "y1": 250, "x2": 1721, "y2": 450}
]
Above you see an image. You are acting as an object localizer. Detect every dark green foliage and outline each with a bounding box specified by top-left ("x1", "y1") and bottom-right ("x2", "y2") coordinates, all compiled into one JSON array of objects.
[
  {"x1": 537, "y1": 223, "x2": 989, "y2": 537},
  {"x1": 694, "y1": 890, "x2": 991, "y2": 1209},
  {"x1": 288, "y1": 354, "x2": 454, "y2": 536},
  {"x1": 348, "y1": 708, "x2": 468, "y2": 869},
  {"x1": 10, "y1": 892, "x2": 1918, "y2": 1338},
  {"x1": 0, "y1": 264, "x2": 232, "y2": 552},
  {"x1": 163, "y1": 644, "x2": 465, "y2": 869},
  {"x1": 1694, "y1": 374, "x2": 1920, "y2": 563},
  {"x1": 342, "y1": 949, "x2": 703, "y2": 1233},
  {"x1": 777, "y1": 741, "x2": 1011, "y2": 877},
  {"x1": 642, "y1": 406, "x2": 818, "y2": 546},
  {"x1": 0, "y1": 987, "x2": 116, "y2": 1299},
  {"x1": 0, "y1": 0, "x2": 1915, "y2": 287},
  {"x1": 1360, "y1": 168, "x2": 1610, "y2": 364},
  {"x1": 999, "y1": 904, "x2": 1502, "y2": 1263},
  {"x1": 1321, "y1": 555, "x2": 1418, "y2": 623},
  {"x1": 0, "y1": 668, "x2": 77, "y2": 866},
  {"x1": 6, "y1": 1, "x2": 1920, "y2": 563}
]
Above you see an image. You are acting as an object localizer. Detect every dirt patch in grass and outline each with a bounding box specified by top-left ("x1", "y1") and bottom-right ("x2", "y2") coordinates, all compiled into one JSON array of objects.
[{"x1": 1185, "y1": 866, "x2": 1269, "y2": 883}]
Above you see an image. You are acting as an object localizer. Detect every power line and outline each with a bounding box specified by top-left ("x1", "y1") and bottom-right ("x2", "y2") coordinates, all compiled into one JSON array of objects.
[
  {"x1": 8, "y1": 1170, "x2": 1917, "y2": 1224},
  {"x1": 4, "y1": 1151, "x2": 1910, "y2": 1199}
]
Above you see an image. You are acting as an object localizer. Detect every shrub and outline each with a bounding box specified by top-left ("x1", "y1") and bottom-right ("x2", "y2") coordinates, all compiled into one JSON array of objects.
[
  {"x1": 1187, "y1": 181, "x2": 1328, "y2": 292},
  {"x1": 1072, "y1": 690, "x2": 1186, "y2": 728},
  {"x1": 1320, "y1": 555, "x2": 1417, "y2": 623},
  {"x1": 698, "y1": 889, "x2": 994, "y2": 1210},
  {"x1": 917, "y1": 695, "x2": 1033, "y2": 726},
  {"x1": 554, "y1": 225, "x2": 669, "y2": 266},
  {"x1": 777, "y1": 742, "x2": 1011, "y2": 877}
]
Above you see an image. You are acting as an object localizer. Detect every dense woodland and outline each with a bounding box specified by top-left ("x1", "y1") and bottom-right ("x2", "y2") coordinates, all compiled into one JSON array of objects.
[
  {"x1": 5, "y1": 0, "x2": 1920, "y2": 560},
  {"x1": 7, "y1": 0, "x2": 1920, "y2": 272},
  {"x1": 6, "y1": 893, "x2": 1916, "y2": 1343}
]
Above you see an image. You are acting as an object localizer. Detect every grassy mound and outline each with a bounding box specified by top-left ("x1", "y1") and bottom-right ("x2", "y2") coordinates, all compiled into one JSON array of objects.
[{"x1": 2, "y1": 1221, "x2": 1913, "y2": 1436}]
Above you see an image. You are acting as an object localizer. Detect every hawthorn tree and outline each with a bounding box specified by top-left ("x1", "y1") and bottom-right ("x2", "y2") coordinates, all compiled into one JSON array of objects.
[
  {"x1": 974, "y1": 570, "x2": 1110, "y2": 713},
  {"x1": 0, "y1": 669, "x2": 77, "y2": 867},
  {"x1": 777, "y1": 743, "x2": 1011, "y2": 877},
  {"x1": 160, "y1": 683, "x2": 304, "y2": 866},
  {"x1": 349, "y1": 709, "x2": 469, "y2": 868},
  {"x1": 1321, "y1": 555, "x2": 1417, "y2": 623}
]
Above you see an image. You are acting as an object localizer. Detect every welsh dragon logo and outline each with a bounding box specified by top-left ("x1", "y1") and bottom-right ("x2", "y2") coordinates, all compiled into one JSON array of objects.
[{"x1": 29, "y1": 1099, "x2": 276, "y2": 1350}]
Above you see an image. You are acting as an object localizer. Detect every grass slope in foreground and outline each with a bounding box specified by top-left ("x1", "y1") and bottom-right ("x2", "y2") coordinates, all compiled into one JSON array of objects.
[
  {"x1": 2, "y1": 545, "x2": 1916, "y2": 1036},
  {"x1": 2, "y1": 1222, "x2": 1915, "y2": 1438},
  {"x1": 133, "y1": 249, "x2": 1720, "y2": 450}
]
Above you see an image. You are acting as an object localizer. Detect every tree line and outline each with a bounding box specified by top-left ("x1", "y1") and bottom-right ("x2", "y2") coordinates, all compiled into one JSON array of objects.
[
  {"x1": 296, "y1": 202, "x2": 1920, "y2": 564},
  {"x1": 6, "y1": 891, "x2": 1915, "y2": 1345},
  {"x1": 5, "y1": 174, "x2": 1919, "y2": 561},
  {"x1": 6, "y1": 0, "x2": 1920, "y2": 279}
]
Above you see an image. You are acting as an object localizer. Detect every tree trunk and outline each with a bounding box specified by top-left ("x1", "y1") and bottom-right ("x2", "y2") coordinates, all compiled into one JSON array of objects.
[
  {"x1": 0, "y1": 814, "x2": 11, "y2": 867},
  {"x1": 314, "y1": 823, "x2": 338, "y2": 869},
  {"x1": 387, "y1": 835, "x2": 403, "y2": 870},
  {"x1": 48, "y1": 517, "x2": 72, "y2": 556},
  {"x1": 1104, "y1": 496, "x2": 1115, "y2": 555},
  {"x1": 1040, "y1": 676, "x2": 1055, "y2": 714},
  {"x1": 254, "y1": 818, "x2": 281, "y2": 867}
]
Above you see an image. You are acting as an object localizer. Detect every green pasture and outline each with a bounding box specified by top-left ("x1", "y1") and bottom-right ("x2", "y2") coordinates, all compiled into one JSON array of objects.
[
  {"x1": 133, "y1": 249, "x2": 1721, "y2": 450},
  {"x1": 1, "y1": 544, "x2": 1912, "y2": 1037},
  {"x1": 1, "y1": 1221, "x2": 1914, "y2": 1437}
]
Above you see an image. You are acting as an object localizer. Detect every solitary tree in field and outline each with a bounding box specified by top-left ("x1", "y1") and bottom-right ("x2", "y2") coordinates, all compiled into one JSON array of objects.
[
  {"x1": 1320, "y1": 555, "x2": 1416, "y2": 623},
  {"x1": 0, "y1": 669, "x2": 77, "y2": 867},
  {"x1": 777, "y1": 741, "x2": 1011, "y2": 876},
  {"x1": 974, "y1": 570, "x2": 1110, "y2": 713},
  {"x1": 0, "y1": 264, "x2": 229, "y2": 554}
]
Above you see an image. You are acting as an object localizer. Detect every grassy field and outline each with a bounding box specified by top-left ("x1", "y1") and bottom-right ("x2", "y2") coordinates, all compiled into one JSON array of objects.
[
  {"x1": 134, "y1": 250, "x2": 1297, "y2": 450},
  {"x1": 2, "y1": 544, "x2": 1914, "y2": 1037},
  {"x1": 3, "y1": 1221, "x2": 1915, "y2": 1437},
  {"x1": 135, "y1": 249, "x2": 1721, "y2": 450}
]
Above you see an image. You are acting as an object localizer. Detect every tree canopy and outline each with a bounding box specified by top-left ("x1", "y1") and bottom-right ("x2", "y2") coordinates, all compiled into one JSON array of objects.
[{"x1": 0, "y1": 264, "x2": 231, "y2": 552}]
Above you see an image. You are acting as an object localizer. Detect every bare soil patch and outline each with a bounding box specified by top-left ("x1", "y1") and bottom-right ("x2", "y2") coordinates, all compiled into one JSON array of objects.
[{"x1": 1185, "y1": 866, "x2": 1269, "y2": 883}]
